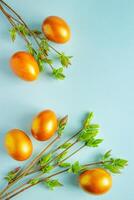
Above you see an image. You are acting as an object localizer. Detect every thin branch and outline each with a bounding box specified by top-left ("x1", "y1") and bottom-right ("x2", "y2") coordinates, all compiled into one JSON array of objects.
[
  {"x1": 0, "y1": 0, "x2": 40, "y2": 46},
  {"x1": 24, "y1": 129, "x2": 82, "y2": 176},
  {"x1": 0, "y1": 127, "x2": 82, "y2": 197},
  {"x1": 3, "y1": 143, "x2": 86, "y2": 199},
  {"x1": 0, "y1": 135, "x2": 59, "y2": 197},
  {"x1": 0, "y1": 4, "x2": 30, "y2": 44},
  {"x1": 4, "y1": 161, "x2": 104, "y2": 200},
  {"x1": 59, "y1": 144, "x2": 85, "y2": 164}
]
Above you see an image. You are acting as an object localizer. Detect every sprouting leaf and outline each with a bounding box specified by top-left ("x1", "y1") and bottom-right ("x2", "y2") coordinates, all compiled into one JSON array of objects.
[
  {"x1": 41, "y1": 165, "x2": 54, "y2": 173},
  {"x1": 28, "y1": 178, "x2": 39, "y2": 185},
  {"x1": 44, "y1": 179, "x2": 63, "y2": 190},
  {"x1": 16, "y1": 24, "x2": 29, "y2": 36},
  {"x1": 34, "y1": 51, "x2": 45, "y2": 72},
  {"x1": 19, "y1": 25, "x2": 29, "y2": 36},
  {"x1": 26, "y1": 43, "x2": 36, "y2": 56},
  {"x1": 4, "y1": 167, "x2": 20, "y2": 182},
  {"x1": 39, "y1": 39, "x2": 49, "y2": 53},
  {"x1": 9, "y1": 28, "x2": 17, "y2": 42},
  {"x1": 57, "y1": 115, "x2": 68, "y2": 137},
  {"x1": 39, "y1": 153, "x2": 52, "y2": 166},
  {"x1": 60, "y1": 142, "x2": 72, "y2": 149},
  {"x1": 101, "y1": 151, "x2": 128, "y2": 173},
  {"x1": 83, "y1": 112, "x2": 94, "y2": 128},
  {"x1": 56, "y1": 151, "x2": 68, "y2": 162},
  {"x1": 59, "y1": 52, "x2": 72, "y2": 68},
  {"x1": 68, "y1": 161, "x2": 84, "y2": 174},
  {"x1": 102, "y1": 150, "x2": 112, "y2": 161},
  {"x1": 52, "y1": 68, "x2": 65, "y2": 80},
  {"x1": 43, "y1": 58, "x2": 53, "y2": 65},
  {"x1": 59, "y1": 162, "x2": 71, "y2": 168},
  {"x1": 89, "y1": 124, "x2": 100, "y2": 129},
  {"x1": 37, "y1": 58, "x2": 45, "y2": 72},
  {"x1": 4, "y1": 173, "x2": 15, "y2": 182},
  {"x1": 78, "y1": 128, "x2": 99, "y2": 142},
  {"x1": 103, "y1": 158, "x2": 128, "y2": 174},
  {"x1": 103, "y1": 163, "x2": 119, "y2": 173},
  {"x1": 86, "y1": 137, "x2": 103, "y2": 147}
]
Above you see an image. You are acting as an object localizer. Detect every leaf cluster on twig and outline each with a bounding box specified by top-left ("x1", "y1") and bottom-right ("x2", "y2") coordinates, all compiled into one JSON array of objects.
[
  {"x1": 0, "y1": 0, "x2": 72, "y2": 80},
  {"x1": 0, "y1": 112, "x2": 128, "y2": 200}
]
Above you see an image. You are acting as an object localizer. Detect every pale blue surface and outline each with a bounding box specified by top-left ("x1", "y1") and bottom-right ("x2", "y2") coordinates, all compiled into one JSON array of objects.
[{"x1": 0, "y1": 0, "x2": 133, "y2": 199}]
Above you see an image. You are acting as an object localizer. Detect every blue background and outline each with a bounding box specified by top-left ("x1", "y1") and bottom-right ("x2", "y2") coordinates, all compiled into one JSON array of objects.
[{"x1": 0, "y1": 0, "x2": 133, "y2": 199}]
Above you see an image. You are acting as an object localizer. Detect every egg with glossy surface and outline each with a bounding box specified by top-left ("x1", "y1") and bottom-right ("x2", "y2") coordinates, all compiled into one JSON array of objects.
[
  {"x1": 31, "y1": 109, "x2": 58, "y2": 141},
  {"x1": 79, "y1": 168, "x2": 112, "y2": 195},
  {"x1": 5, "y1": 129, "x2": 33, "y2": 161},
  {"x1": 42, "y1": 16, "x2": 71, "y2": 44},
  {"x1": 10, "y1": 51, "x2": 39, "y2": 81}
]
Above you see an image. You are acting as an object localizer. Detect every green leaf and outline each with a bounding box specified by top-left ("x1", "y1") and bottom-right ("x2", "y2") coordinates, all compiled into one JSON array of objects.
[
  {"x1": 59, "y1": 162, "x2": 71, "y2": 168},
  {"x1": 101, "y1": 150, "x2": 128, "y2": 173},
  {"x1": 59, "y1": 52, "x2": 72, "y2": 68},
  {"x1": 39, "y1": 153, "x2": 52, "y2": 166},
  {"x1": 60, "y1": 142, "x2": 72, "y2": 149},
  {"x1": 38, "y1": 59, "x2": 45, "y2": 72},
  {"x1": 4, "y1": 173, "x2": 15, "y2": 182},
  {"x1": 43, "y1": 58, "x2": 53, "y2": 65},
  {"x1": 28, "y1": 178, "x2": 39, "y2": 185},
  {"x1": 44, "y1": 179, "x2": 63, "y2": 190},
  {"x1": 9, "y1": 28, "x2": 17, "y2": 42},
  {"x1": 68, "y1": 161, "x2": 84, "y2": 174},
  {"x1": 57, "y1": 115, "x2": 68, "y2": 137},
  {"x1": 102, "y1": 150, "x2": 112, "y2": 161},
  {"x1": 26, "y1": 43, "x2": 36, "y2": 56},
  {"x1": 89, "y1": 124, "x2": 100, "y2": 129},
  {"x1": 103, "y1": 158, "x2": 128, "y2": 174},
  {"x1": 78, "y1": 128, "x2": 99, "y2": 142},
  {"x1": 16, "y1": 24, "x2": 29, "y2": 36},
  {"x1": 56, "y1": 151, "x2": 68, "y2": 162},
  {"x1": 34, "y1": 51, "x2": 45, "y2": 72},
  {"x1": 52, "y1": 68, "x2": 65, "y2": 80},
  {"x1": 18, "y1": 25, "x2": 29, "y2": 36},
  {"x1": 4, "y1": 167, "x2": 20, "y2": 182},
  {"x1": 83, "y1": 112, "x2": 94, "y2": 128},
  {"x1": 39, "y1": 39, "x2": 49, "y2": 53},
  {"x1": 41, "y1": 165, "x2": 54, "y2": 173},
  {"x1": 86, "y1": 138, "x2": 103, "y2": 147}
]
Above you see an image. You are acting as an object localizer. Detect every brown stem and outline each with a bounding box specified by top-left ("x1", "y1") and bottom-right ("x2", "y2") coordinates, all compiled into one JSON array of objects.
[
  {"x1": 27, "y1": 129, "x2": 82, "y2": 175},
  {"x1": 23, "y1": 140, "x2": 79, "y2": 181},
  {"x1": 0, "y1": 4, "x2": 30, "y2": 44},
  {"x1": 59, "y1": 144, "x2": 85, "y2": 163},
  {"x1": 18, "y1": 135, "x2": 60, "y2": 179},
  {"x1": 48, "y1": 44, "x2": 61, "y2": 55},
  {"x1": 2, "y1": 141, "x2": 84, "y2": 199},
  {"x1": 4, "y1": 161, "x2": 104, "y2": 200},
  {"x1": 0, "y1": 0, "x2": 55, "y2": 73},
  {"x1": 2, "y1": 183, "x2": 25, "y2": 200},
  {"x1": 0, "y1": 0, "x2": 62, "y2": 56},
  {"x1": 0, "y1": 0, "x2": 40, "y2": 46},
  {"x1": 1, "y1": 118, "x2": 82, "y2": 198},
  {"x1": 1, "y1": 128, "x2": 81, "y2": 198},
  {"x1": 0, "y1": 4, "x2": 19, "y2": 23},
  {"x1": 84, "y1": 161, "x2": 104, "y2": 167},
  {"x1": 30, "y1": 28, "x2": 62, "y2": 56},
  {"x1": 0, "y1": 135, "x2": 59, "y2": 198},
  {"x1": 40, "y1": 139, "x2": 78, "y2": 170},
  {"x1": 0, "y1": 0, "x2": 69, "y2": 74},
  {"x1": 52, "y1": 129, "x2": 82, "y2": 152}
]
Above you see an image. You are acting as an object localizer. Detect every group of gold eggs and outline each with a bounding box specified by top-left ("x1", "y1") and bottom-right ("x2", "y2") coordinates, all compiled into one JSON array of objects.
[
  {"x1": 10, "y1": 16, "x2": 71, "y2": 81},
  {"x1": 4, "y1": 16, "x2": 112, "y2": 196},
  {"x1": 5, "y1": 109, "x2": 57, "y2": 161}
]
